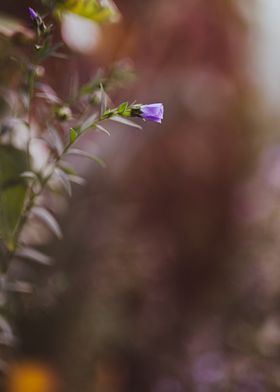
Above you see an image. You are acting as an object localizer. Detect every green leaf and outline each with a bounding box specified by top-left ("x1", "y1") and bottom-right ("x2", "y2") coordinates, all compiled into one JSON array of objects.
[
  {"x1": 117, "y1": 101, "x2": 128, "y2": 114},
  {"x1": 70, "y1": 127, "x2": 78, "y2": 144},
  {"x1": 58, "y1": 161, "x2": 77, "y2": 175},
  {"x1": 0, "y1": 145, "x2": 28, "y2": 247},
  {"x1": 39, "y1": 42, "x2": 64, "y2": 62}
]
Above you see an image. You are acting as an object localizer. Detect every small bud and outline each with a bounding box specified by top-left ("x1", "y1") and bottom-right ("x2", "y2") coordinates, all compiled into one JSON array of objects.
[
  {"x1": 28, "y1": 7, "x2": 47, "y2": 35},
  {"x1": 28, "y1": 7, "x2": 38, "y2": 22},
  {"x1": 55, "y1": 106, "x2": 72, "y2": 121},
  {"x1": 35, "y1": 66, "x2": 45, "y2": 78}
]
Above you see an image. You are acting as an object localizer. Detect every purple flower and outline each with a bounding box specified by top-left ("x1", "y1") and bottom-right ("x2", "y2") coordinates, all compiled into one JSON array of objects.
[
  {"x1": 28, "y1": 7, "x2": 38, "y2": 21},
  {"x1": 140, "y1": 103, "x2": 164, "y2": 123}
]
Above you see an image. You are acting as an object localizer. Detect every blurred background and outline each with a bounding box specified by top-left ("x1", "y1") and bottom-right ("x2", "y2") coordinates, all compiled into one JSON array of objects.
[{"x1": 2, "y1": 0, "x2": 280, "y2": 390}]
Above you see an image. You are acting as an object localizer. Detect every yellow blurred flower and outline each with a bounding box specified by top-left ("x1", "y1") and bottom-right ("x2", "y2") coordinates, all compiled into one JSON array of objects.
[
  {"x1": 56, "y1": 0, "x2": 120, "y2": 23},
  {"x1": 7, "y1": 362, "x2": 58, "y2": 392}
]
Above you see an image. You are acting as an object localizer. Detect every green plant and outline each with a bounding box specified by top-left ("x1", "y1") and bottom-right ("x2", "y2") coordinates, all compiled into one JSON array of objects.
[{"x1": 0, "y1": 0, "x2": 163, "y2": 374}]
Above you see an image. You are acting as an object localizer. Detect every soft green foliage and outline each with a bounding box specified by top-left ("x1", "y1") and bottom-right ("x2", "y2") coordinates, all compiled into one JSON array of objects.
[
  {"x1": 69, "y1": 127, "x2": 78, "y2": 144},
  {"x1": 55, "y1": 0, "x2": 120, "y2": 23},
  {"x1": 0, "y1": 146, "x2": 28, "y2": 249},
  {"x1": 0, "y1": 1, "x2": 163, "y2": 374}
]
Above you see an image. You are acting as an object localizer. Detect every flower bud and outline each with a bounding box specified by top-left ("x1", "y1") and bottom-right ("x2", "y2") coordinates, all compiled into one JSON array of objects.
[
  {"x1": 131, "y1": 103, "x2": 164, "y2": 123},
  {"x1": 55, "y1": 105, "x2": 72, "y2": 121}
]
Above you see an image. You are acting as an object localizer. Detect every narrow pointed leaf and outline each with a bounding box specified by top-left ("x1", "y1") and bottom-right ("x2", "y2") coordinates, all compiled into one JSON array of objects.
[
  {"x1": 117, "y1": 101, "x2": 128, "y2": 114},
  {"x1": 67, "y1": 174, "x2": 86, "y2": 185},
  {"x1": 58, "y1": 161, "x2": 77, "y2": 175},
  {"x1": 70, "y1": 127, "x2": 78, "y2": 144},
  {"x1": 67, "y1": 148, "x2": 106, "y2": 168},
  {"x1": 54, "y1": 168, "x2": 72, "y2": 196},
  {"x1": 31, "y1": 206, "x2": 62, "y2": 239},
  {"x1": 110, "y1": 115, "x2": 142, "y2": 129},
  {"x1": 7, "y1": 280, "x2": 33, "y2": 294},
  {"x1": 100, "y1": 83, "x2": 106, "y2": 115},
  {"x1": 80, "y1": 112, "x2": 98, "y2": 132},
  {"x1": 96, "y1": 123, "x2": 110, "y2": 136},
  {"x1": 20, "y1": 171, "x2": 37, "y2": 180},
  {"x1": 36, "y1": 83, "x2": 62, "y2": 104},
  {"x1": 16, "y1": 247, "x2": 52, "y2": 265},
  {"x1": 48, "y1": 126, "x2": 64, "y2": 155},
  {"x1": 0, "y1": 316, "x2": 14, "y2": 346}
]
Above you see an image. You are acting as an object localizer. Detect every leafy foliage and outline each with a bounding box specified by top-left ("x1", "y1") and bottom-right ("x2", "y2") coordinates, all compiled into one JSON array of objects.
[
  {"x1": 0, "y1": 146, "x2": 28, "y2": 248},
  {"x1": 0, "y1": 0, "x2": 163, "y2": 375}
]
